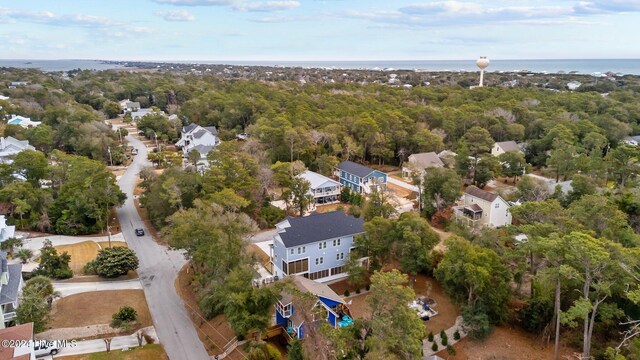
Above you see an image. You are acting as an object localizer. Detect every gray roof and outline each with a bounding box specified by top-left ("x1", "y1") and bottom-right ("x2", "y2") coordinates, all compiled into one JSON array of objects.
[
  {"x1": 277, "y1": 211, "x2": 364, "y2": 248},
  {"x1": 630, "y1": 135, "x2": 640, "y2": 142},
  {"x1": 193, "y1": 145, "x2": 213, "y2": 157},
  {"x1": 204, "y1": 126, "x2": 218, "y2": 135},
  {"x1": 183, "y1": 123, "x2": 198, "y2": 133},
  {"x1": 0, "y1": 263, "x2": 22, "y2": 305},
  {"x1": 193, "y1": 129, "x2": 208, "y2": 139},
  {"x1": 408, "y1": 152, "x2": 444, "y2": 169},
  {"x1": 336, "y1": 161, "x2": 376, "y2": 178},
  {"x1": 495, "y1": 141, "x2": 521, "y2": 152},
  {"x1": 465, "y1": 185, "x2": 499, "y2": 202}
]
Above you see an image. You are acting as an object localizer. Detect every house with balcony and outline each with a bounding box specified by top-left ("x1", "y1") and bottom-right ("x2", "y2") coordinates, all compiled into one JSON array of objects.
[
  {"x1": 335, "y1": 161, "x2": 387, "y2": 194},
  {"x1": 0, "y1": 322, "x2": 35, "y2": 359},
  {"x1": 118, "y1": 99, "x2": 140, "y2": 113},
  {"x1": 298, "y1": 170, "x2": 341, "y2": 206},
  {"x1": 275, "y1": 275, "x2": 353, "y2": 340},
  {"x1": 401, "y1": 152, "x2": 445, "y2": 180},
  {"x1": 454, "y1": 186, "x2": 512, "y2": 228},
  {"x1": 270, "y1": 210, "x2": 365, "y2": 283},
  {"x1": 0, "y1": 253, "x2": 23, "y2": 329},
  {"x1": 175, "y1": 123, "x2": 220, "y2": 158}
]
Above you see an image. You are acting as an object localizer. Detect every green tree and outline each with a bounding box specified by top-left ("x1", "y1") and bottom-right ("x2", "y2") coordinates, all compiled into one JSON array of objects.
[
  {"x1": 290, "y1": 177, "x2": 312, "y2": 216},
  {"x1": 515, "y1": 175, "x2": 551, "y2": 202},
  {"x1": 547, "y1": 144, "x2": 577, "y2": 182},
  {"x1": 12, "y1": 150, "x2": 49, "y2": 185},
  {"x1": 435, "y1": 236, "x2": 511, "y2": 322},
  {"x1": 473, "y1": 154, "x2": 502, "y2": 188},
  {"x1": 93, "y1": 246, "x2": 139, "y2": 278},
  {"x1": 16, "y1": 292, "x2": 49, "y2": 333},
  {"x1": 605, "y1": 144, "x2": 639, "y2": 187},
  {"x1": 498, "y1": 150, "x2": 526, "y2": 182},
  {"x1": 421, "y1": 167, "x2": 462, "y2": 218},
  {"x1": 287, "y1": 338, "x2": 305, "y2": 360},
  {"x1": 33, "y1": 239, "x2": 72, "y2": 279},
  {"x1": 394, "y1": 212, "x2": 440, "y2": 276},
  {"x1": 0, "y1": 237, "x2": 23, "y2": 258},
  {"x1": 365, "y1": 270, "x2": 424, "y2": 359},
  {"x1": 463, "y1": 127, "x2": 494, "y2": 183}
]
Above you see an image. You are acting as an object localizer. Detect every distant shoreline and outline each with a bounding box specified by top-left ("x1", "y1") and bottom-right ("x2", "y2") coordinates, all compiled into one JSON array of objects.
[{"x1": 1, "y1": 58, "x2": 639, "y2": 75}]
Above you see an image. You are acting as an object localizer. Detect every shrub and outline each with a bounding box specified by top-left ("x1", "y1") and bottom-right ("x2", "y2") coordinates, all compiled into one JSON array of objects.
[
  {"x1": 447, "y1": 345, "x2": 456, "y2": 356},
  {"x1": 95, "y1": 247, "x2": 139, "y2": 278},
  {"x1": 344, "y1": 290, "x2": 350, "y2": 297},
  {"x1": 16, "y1": 249, "x2": 33, "y2": 264},
  {"x1": 453, "y1": 329, "x2": 461, "y2": 340},
  {"x1": 113, "y1": 306, "x2": 137, "y2": 322},
  {"x1": 461, "y1": 306, "x2": 492, "y2": 340},
  {"x1": 431, "y1": 342, "x2": 438, "y2": 352},
  {"x1": 441, "y1": 336, "x2": 448, "y2": 346},
  {"x1": 427, "y1": 331, "x2": 434, "y2": 342},
  {"x1": 355, "y1": 288, "x2": 361, "y2": 294},
  {"x1": 53, "y1": 268, "x2": 73, "y2": 279},
  {"x1": 83, "y1": 260, "x2": 98, "y2": 275},
  {"x1": 143, "y1": 333, "x2": 155, "y2": 344},
  {"x1": 365, "y1": 284, "x2": 370, "y2": 291},
  {"x1": 440, "y1": 329, "x2": 447, "y2": 341}
]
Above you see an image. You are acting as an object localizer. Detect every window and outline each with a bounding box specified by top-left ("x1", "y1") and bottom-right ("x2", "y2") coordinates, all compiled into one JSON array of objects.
[
  {"x1": 315, "y1": 258, "x2": 319, "y2": 265},
  {"x1": 332, "y1": 240, "x2": 336, "y2": 247},
  {"x1": 333, "y1": 239, "x2": 341, "y2": 247},
  {"x1": 495, "y1": 203, "x2": 499, "y2": 208},
  {"x1": 336, "y1": 253, "x2": 340, "y2": 260},
  {"x1": 318, "y1": 242, "x2": 326, "y2": 249},
  {"x1": 287, "y1": 259, "x2": 309, "y2": 274},
  {"x1": 290, "y1": 249, "x2": 294, "y2": 255},
  {"x1": 340, "y1": 253, "x2": 344, "y2": 260},
  {"x1": 330, "y1": 266, "x2": 344, "y2": 276},
  {"x1": 319, "y1": 257, "x2": 324, "y2": 264},
  {"x1": 309, "y1": 269, "x2": 329, "y2": 280},
  {"x1": 337, "y1": 239, "x2": 341, "y2": 246},
  {"x1": 297, "y1": 247, "x2": 301, "y2": 254},
  {"x1": 302, "y1": 246, "x2": 306, "y2": 253}
]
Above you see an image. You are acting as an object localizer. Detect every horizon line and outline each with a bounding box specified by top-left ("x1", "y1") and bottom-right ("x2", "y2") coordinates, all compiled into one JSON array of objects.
[{"x1": 1, "y1": 58, "x2": 640, "y2": 62}]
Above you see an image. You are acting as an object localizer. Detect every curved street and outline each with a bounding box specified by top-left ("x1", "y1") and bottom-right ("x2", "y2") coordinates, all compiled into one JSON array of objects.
[{"x1": 115, "y1": 135, "x2": 210, "y2": 360}]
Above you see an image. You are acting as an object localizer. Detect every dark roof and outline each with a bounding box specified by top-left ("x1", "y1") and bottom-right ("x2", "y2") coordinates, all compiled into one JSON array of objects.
[
  {"x1": 277, "y1": 211, "x2": 364, "y2": 248},
  {"x1": 183, "y1": 123, "x2": 198, "y2": 133},
  {"x1": 193, "y1": 129, "x2": 208, "y2": 139},
  {"x1": 336, "y1": 161, "x2": 376, "y2": 178},
  {"x1": 464, "y1": 204, "x2": 483, "y2": 212},
  {"x1": 464, "y1": 185, "x2": 499, "y2": 202},
  {"x1": 0, "y1": 263, "x2": 22, "y2": 305},
  {"x1": 408, "y1": 152, "x2": 445, "y2": 169}
]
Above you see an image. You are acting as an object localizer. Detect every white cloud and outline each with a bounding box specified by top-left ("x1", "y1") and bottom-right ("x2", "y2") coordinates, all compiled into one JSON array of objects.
[
  {"x1": 235, "y1": 1, "x2": 301, "y2": 12},
  {"x1": 156, "y1": 9, "x2": 196, "y2": 21}
]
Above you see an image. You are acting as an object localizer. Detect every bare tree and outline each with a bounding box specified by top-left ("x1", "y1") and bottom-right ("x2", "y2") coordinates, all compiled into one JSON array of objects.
[
  {"x1": 136, "y1": 330, "x2": 145, "y2": 346},
  {"x1": 103, "y1": 338, "x2": 112, "y2": 352}
]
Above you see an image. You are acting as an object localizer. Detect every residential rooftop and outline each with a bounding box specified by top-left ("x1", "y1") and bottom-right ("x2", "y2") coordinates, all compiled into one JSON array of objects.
[{"x1": 276, "y1": 210, "x2": 364, "y2": 248}]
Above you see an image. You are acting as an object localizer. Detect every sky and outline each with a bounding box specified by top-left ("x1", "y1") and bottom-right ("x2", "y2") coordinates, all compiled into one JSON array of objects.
[{"x1": 0, "y1": 0, "x2": 638, "y2": 61}]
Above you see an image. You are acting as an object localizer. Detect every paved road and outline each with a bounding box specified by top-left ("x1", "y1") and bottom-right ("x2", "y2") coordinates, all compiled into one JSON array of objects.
[
  {"x1": 53, "y1": 279, "x2": 142, "y2": 297},
  {"x1": 387, "y1": 176, "x2": 419, "y2": 193},
  {"x1": 57, "y1": 326, "x2": 158, "y2": 357},
  {"x1": 115, "y1": 135, "x2": 210, "y2": 360}
]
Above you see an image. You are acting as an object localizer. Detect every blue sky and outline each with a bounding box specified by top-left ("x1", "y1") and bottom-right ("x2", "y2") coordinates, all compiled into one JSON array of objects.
[{"x1": 0, "y1": 0, "x2": 638, "y2": 61}]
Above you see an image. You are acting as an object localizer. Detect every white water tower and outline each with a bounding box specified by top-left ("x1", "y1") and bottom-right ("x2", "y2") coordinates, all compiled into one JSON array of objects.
[{"x1": 476, "y1": 56, "x2": 490, "y2": 87}]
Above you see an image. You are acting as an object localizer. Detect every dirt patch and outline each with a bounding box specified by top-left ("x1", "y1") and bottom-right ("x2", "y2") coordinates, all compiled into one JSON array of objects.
[
  {"x1": 413, "y1": 274, "x2": 460, "y2": 334},
  {"x1": 369, "y1": 164, "x2": 400, "y2": 173},
  {"x1": 48, "y1": 290, "x2": 152, "y2": 330},
  {"x1": 59, "y1": 344, "x2": 168, "y2": 360},
  {"x1": 438, "y1": 325, "x2": 577, "y2": 360},
  {"x1": 315, "y1": 203, "x2": 353, "y2": 213},
  {"x1": 175, "y1": 265, "x2": 246, "y2": 359},
  {"x1": 54, "y1": 241, "x2": 101, "y2": 274},
  {"x1": 387, "y1": 182, "x2": 413, "y2": 198}
]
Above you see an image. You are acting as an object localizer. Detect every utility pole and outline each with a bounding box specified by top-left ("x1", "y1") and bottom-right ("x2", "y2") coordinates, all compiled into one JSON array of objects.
[
  {"x1": 107, "y1": 146, "x2": 113, "y2": 166},
  {"x1": 154, "y1": 132, "x2": 159, "y2": 151}
]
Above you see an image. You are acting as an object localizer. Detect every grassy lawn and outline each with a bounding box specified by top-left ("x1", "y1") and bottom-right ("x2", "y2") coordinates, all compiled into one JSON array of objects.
[
  {"x1": 96, "y1": 241, "x2": 128, "y2": 249},
  {"x1": 59, "y1": 344, "x2": 168, "y2": 360},
  {"x1": 55, "y1": 241, "x2": 101, "y2": 274},
  {"x1": 48, "y1": 290, "x2": 152, "y2": 330}
]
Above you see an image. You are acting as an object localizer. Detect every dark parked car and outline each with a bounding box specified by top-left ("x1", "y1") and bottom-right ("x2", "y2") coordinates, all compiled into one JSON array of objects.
[{"x1": 135, "y1": 228, "x2": 145, "y2": 236}]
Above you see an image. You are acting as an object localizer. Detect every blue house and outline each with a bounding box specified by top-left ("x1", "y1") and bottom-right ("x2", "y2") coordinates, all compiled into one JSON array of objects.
[
  {"x1": 270, "y1": 211, "x2": 365, "y2": 283},
  {"x1": 275, "y1": 275, "x2": 353, "y2": 339},
  {"x1": 335, "y1": 161, "x2": 387, "y2": 194}
]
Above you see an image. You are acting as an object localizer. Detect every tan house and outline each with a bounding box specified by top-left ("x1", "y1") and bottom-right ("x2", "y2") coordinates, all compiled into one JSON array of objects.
[
  {"x1": 402, "y1": 152, "x2": 445, "y2": 180},
  {"x1": 491, "y1": 141, "x2": 522, "y2": 156}
]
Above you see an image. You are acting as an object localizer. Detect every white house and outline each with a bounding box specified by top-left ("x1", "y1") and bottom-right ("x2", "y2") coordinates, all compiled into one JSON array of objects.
[
  {"x1": 454, "y1": 186, "x2": 512, "y2": 228},
  {"x1": 567, "y1": 81, "x2": 582, "y2": 91},
  {"x1": 7, "y1": 116, "x2": 41, "y2": 129},
  {"x1": 0, "y1": 216, "x2": 16, "y2": 244},
  {"x1": 402, "y1": 152, "x2": 445, "y2": 180},
  {"x1": 0, "y1": 253, "x2": 23, "y2": 330},
  {"x1": 119, "y1": 99, "x2": 140, "y2": 113},
  {"x1": 0, "y1": 322, "x2": 35, "y2": 359},
  {"x1": 0, "y1": 137, "x2": 35, "y2": 164},
  {"x1": 0, "y1": 95, "x2": 9, "y2": 101},
  {"x1": 130, "y1": 108, "x2": 157, "y2": 120},
  {"x1": 271, "y1": 211, "x2": 365, "y2": 283},
  {"x1": 298, "y1": 170, "x2": 341, "y2": 206},
  {"x1": 491, "y1": 141, "x2": 523, "y2": 156},
  {"x1": 175, "y1": 123, "x2": 220, "y2": 156},
  {"x1": 623, "y1": 135, "x2": 640, "y2": 147}
]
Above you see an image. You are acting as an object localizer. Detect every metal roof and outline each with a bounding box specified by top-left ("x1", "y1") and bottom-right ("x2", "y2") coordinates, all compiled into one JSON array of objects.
[{"x1": 277, "y1": 211, "x2": 364, "y2": 248}]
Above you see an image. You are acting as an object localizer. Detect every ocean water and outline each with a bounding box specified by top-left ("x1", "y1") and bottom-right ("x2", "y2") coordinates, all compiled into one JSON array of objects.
[
  {"x1": 0, "y1": 58, "x2": 639, "y2": 75},
  {"x1": 0, "y1": 59, "x2": 123, "y2": 72}
]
